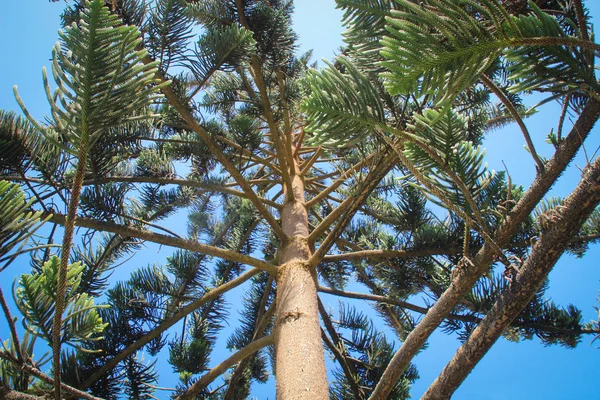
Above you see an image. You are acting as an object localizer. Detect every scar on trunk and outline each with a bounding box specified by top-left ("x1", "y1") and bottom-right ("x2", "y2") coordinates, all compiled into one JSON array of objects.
[{"x1": 282, "y1": 310, "x2": 304, "y2": 323}]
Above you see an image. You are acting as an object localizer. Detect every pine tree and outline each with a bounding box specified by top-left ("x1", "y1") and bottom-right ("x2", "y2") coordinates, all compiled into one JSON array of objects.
[{"x1": 1, "y1": 0, "x2": 600, "y2": 399}]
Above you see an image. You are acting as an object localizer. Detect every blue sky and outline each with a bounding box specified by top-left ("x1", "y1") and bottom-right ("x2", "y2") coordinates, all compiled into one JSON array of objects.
[{"x1": 1, "y1": 1, "x2": 600, "y2": 399}]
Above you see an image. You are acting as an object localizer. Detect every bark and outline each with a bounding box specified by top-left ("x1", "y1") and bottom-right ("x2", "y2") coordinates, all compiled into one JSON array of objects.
[
  {"x1": 0, "y1": 387, "x2": 42, "y2": 400},
  {"x1": 275, "y1": 173, "x2": 329, "y2": 399},
  {"x1": 53, "y1": 141, "x2": 89, "y2": 400},
  {"x1": 369, "y1": 99, "x2": 600, "y2": 400},
  {"x1": 423, "y1": 154, "x2": 600, "y2": 399}
]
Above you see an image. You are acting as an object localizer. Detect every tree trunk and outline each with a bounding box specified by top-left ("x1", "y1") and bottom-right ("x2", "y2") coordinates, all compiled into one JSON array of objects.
[
  {"x1": 275, "y1": 173, "x2": 329, "y2": 399},
  {"x1": 422, "y1": 153, "x2": 600, "y2": 399},
  {"x1": 369, "y1": 99, "x2": 600, "y2": 400}
]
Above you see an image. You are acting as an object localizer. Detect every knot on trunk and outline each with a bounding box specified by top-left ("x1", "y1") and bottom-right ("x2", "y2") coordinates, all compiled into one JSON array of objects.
[{"x1": 282, "y1": 309, "x2": 304, "y2": 323}]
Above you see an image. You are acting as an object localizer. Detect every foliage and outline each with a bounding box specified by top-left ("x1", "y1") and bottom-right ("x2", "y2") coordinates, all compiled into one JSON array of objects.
[
  {"x1": 15, "y1": 256, "x2": 108, "y2": 348},
  {"x1": 0, "y1": 180, "x2": 47, "y2": 266},
  {"x1": 1, "y1": 0, "x2": 599, "y2": 399}
]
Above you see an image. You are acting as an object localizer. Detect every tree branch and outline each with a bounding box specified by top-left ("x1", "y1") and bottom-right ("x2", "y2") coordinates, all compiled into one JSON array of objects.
[
  {"x1": 223, "y1": 280, "x2": 275, "y2": 400},
  {"x1": 79, "y1": 268, "x2": 263, "y2": 389},
  {"x1": 276, "y1": 69, "x2": 297, "y2": 179},
  {"x1": 85, "y1": 176, "x2": 281, "y2": 209},
  {"x1": 0, "y1": 351, "x2": 102, "y2": 400},
  {"x1": 319, "y1": 285, "x2": 599, "y2": 336},
  {"x1": 323, "y1": 233, "x2": 600, "y2": 263},
  {"x1": 323, "y1": 248, "x2": 459, "y2": 262},
  {"x1": 46, "y1": 212, "x2": 277, "y2": 274},
  {"x1": 309, "y1": 152, "x2": 396, "y2": 266},
  {"x1": 423, "y1": 150, "x2": 600, "y2": 399},
  {"x1": 299, "y1": 147, "x2": 323, "y2": 176},
  {"x1": 233, "y1": 0, "x2": 294, "y2": 201},
  {"x1": 137, "y1": 135, "x2": 282, "y2": 174},
  {"x1": 306, "y1": 153, "x2": 377, "y2": 208},
  {"x1": 480, "y1": 74, "x2": 544, "y2": 172},
  {"x1": 369, "y1": 99, "x2": 600, "y2": 400},
  {"x1": 0, "y1": 386, "x2": 43, "y2": 400},
  {"x1": 318, "y1": 298, "x2": 364, "y2": 399},
  {"x1": 147, "y1": 59, "x2": 286, "y2": 240},
  {"x1": 176, "y1": 334, "x2": 274, "y2": 400},
  {"x1": 0, "y1": 287, "x2": 23, "y2": 362}
]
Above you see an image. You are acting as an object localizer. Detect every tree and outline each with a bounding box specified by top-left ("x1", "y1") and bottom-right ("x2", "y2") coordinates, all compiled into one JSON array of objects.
[{"x1": 1, "y1": 0, "x2": 600, "y2": 399}]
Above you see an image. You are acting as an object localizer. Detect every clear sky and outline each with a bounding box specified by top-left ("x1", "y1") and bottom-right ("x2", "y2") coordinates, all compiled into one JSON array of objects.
[{"x1": 1, "y1": 1, "x2": 599, "y2": 399}]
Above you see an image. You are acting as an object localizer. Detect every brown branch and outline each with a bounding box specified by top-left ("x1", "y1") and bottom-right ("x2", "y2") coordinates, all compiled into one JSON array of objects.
[
  {"x1": 0, "y1": 287, "x2": 23, "y2": 362},
  {"x1": 321, "y1": 330, "x2": 365, "y2": 399},
  {"x1": 505, "y1": 36, "x2": 600, "y2": 53},
  {"x1": 323, "y1": 232, "x2": 600, "y2": 263},
  {"x1": 276, "y1": 69, "x2": 297, "y2": 178},
  {"x1": 323, "y1": 248, "x2": 460, "y2": 262},
  {"x1": 223, "y1": 305, "x2": 275, "y2": 399},
  {"x1": 234, "y1": 0, "x2": 294, "y2": 201},
  {"x1": 223, "y1": 178, "x2": 277, "y2": 187},
  {"x1": 53, "y1": 141, "x2": 89, "y2": 399},
  {"x1": 0, "y1": 387, "x2": 43, "y2": 400},
  {"x1": 137, "y1": 135, "x2": 281, "y2": 174},
  {"x1": 0, "y1": 351, "x2": 102, "y2": 400},
  {"x1": 79, "y1": 268, "x2": 263, "y2": 389},
  {"x1": 423, "y1": 149, "x2": 600, "y2": 399},
  {"x1": 176, "y1": 334, "x2": 274, "y2": 400},
  {"x1": 573, "y1": 0, "x2": 590, "y2": 42},
  {"x1": 557, "y1": 93, "x2": 571, "y2": 142},
  {"x1": 306, "y1": 153, "x2": 377, "y2": 208},
  {"x1": 308, "y1": 153, "x2": 389, "y2": 243},
  {"x1": 223, "y1": 279, "x2": 274, "y2": 400},
  {"x1": 572, "y1": 0, "x2": 594, "y2": 70},
  {"x1": 369, "y1": 99, "x2": 600, "y2": 400},
  {"x1": 299, "y1": 147, "x2": 323, "y2": 176},
  {"x1": 294, "y1": 127, "x2": 306, "y2": 156},
  {"x1": 309, "y1": 152, "x2": 396, "y2": 266},
  {"x1": 481, "y1": 74, "x2": 545, "y2": 172},
  {"x1": 320, "y1": 286, "x2": 431, "y2": 315},
  {"x1": 309, "y1": 211, "x2": 410, "y2": 336},
  {"x1": 319, "y1": 285, "x2": 599, "y2": 336},
  {"x1": 46, "y1": 212, "x2": 277, "y2": 274},
  {"x1": 148, "y1": 61, "x2": 286, "y2": 240},
  {"x1": 87, "y1": 176, "x2": 281, "y2": 209},
  {"x1": 318, "y1": 298, "x2": 364, "y2": 399}
]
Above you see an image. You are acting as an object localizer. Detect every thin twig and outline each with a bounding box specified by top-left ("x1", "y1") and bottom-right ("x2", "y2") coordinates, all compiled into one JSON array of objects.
[
  {"x1": 557, "y1": 93, "x2": 571, "y2": 142},
  {"x1": 481, "y1": 74, "x2": 545, "y2": 172},
  {"x1": 0, "y1": 287, "x2": 23, "y2": 361},
  {"x1": 318, "y1": 299, "x2": 364, "y2": 399}
]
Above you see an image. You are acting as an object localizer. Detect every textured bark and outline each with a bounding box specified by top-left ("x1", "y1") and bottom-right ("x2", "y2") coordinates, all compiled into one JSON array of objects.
[
  {"x1": 0, "y1": 387, "x2": 42, "y2": 400},
  {"x1": 423, "y1": 154, "x2": 600, "y2": 399},
  {"x1": 275, "y1": 173, "x2": 329, "y2": 399},
  {"x1": 369, "y1": 99, "x2": 600, "y2": 400}
]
